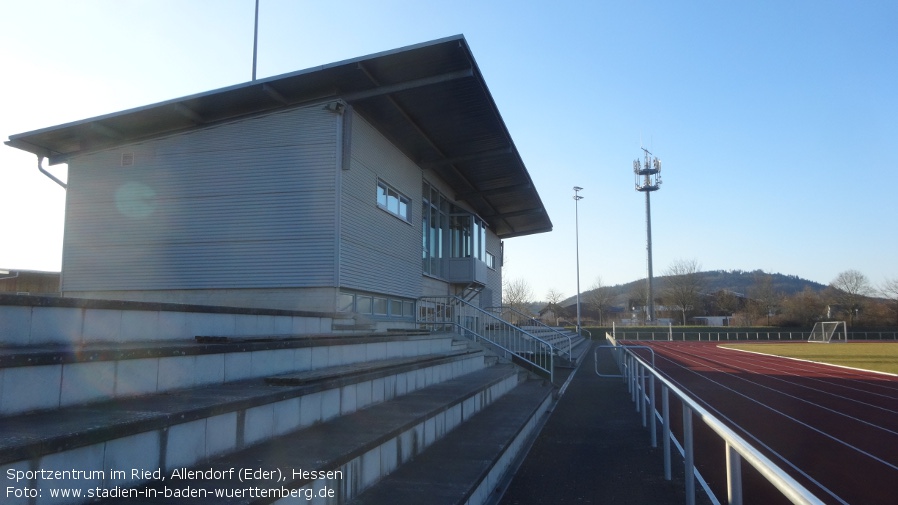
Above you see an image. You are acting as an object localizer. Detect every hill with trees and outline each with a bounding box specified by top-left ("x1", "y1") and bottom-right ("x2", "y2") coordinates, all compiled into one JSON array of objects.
[
  {"x1": 507, "y1": 268, "x2": 896, "y2": 327},
  {"x1": 560, "y1": 269, "x2": 826, "y2": 307}
]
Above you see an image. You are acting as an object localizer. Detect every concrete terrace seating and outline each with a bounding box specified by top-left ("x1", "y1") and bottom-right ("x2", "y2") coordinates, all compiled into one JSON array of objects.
[
  {"x1": 0, "y1": 297, "x2": 554, "y2": 505},
  {"x1": 517, "y1": 325, "x2": 589, "y2": 364}
]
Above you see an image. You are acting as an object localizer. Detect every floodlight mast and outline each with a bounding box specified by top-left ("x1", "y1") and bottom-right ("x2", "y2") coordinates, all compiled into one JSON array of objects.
[
  {"x1": 634, "y1": 148, "x2": 662, "y2": 323},
  {"x1": 573, "y1": 186, "x2": 584, "y2": 336}
]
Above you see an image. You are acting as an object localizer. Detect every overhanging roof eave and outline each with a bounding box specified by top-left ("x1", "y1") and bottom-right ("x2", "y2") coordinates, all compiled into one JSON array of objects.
[{"x1": 7, "y1": 35, "x2": 553, "y2": 233}]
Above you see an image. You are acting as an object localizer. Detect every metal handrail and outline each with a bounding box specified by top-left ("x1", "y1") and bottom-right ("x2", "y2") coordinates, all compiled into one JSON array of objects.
[
  {"x1": 418, "y1": 296, "x2": 554, "y2": 382},
  {"x1": 598, "y1": 336, "x2": 825, "y2": 505},
  {"x1": 485, "y1": 305, "x2": 574, "y2": 360}
]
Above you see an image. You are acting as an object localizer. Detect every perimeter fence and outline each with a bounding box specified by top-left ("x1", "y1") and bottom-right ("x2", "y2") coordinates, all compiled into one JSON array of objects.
[
  {"x1": 596, "y1": 336, "x2": 826, "y2": 505},
  {"x1": 607, "y1": 329, "x2": 898, "y2": 342}
]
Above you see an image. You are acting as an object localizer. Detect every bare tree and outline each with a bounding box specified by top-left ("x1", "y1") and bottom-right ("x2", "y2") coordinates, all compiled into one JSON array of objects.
[
  {"x1": 545, "y1": 289, "x2": 564, "y2": 305},
  {"x1": 664, "y1": 258, "x2": 704, "y2": 325},
  {"x1": 713, "y1": 290, "x2": 741, "y2": 318},
  {"x1": 749, "y1": 273, "x2": 782, "y2": 326},
  {"x1": 781, "y1": 287, "x2": 825, "y2": 326},
  {"x1": 503, "y1": 278, "x2": 534, "y2": 316},
  {"x1": 544, "y1": 289, "x2": 565, "y2": 325},
  {"x1": 879, "y1": 277, "x2": 898, "y2": 326},
  {"x1": 829, "y1": 269, "x2": 873, "y2": 326},
  {"x1": 586, "y1": 277, "x2": 616, "y2": 325}
]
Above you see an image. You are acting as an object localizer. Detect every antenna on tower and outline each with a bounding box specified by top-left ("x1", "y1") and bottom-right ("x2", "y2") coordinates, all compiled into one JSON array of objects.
[{"x1": 633, "y1": 147, "x2": 663, "y2": 323}]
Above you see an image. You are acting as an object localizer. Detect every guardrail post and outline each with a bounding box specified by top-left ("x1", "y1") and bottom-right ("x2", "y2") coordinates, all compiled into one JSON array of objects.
[
  {"x1": 636, "y1": 366, "x2": 646, "y2": 422},
  {"x1": 662, "y1": 385, "x2": 671, "y2": 480},
  {"x1": 683, "y1": 404, "x2": 695, "y2": 505},
  {"x1": 726, "y1": 442, "x2": 743, "y2": 505},
  {"x1": 649, "y1": 373, "x2": 657, "y2": 448},
  {"x1": 549, "y1": 349, "x2": 555, "y2": 384},
  {"x1": 634, "y1": 360, "x2": 641, "y2": 412}
]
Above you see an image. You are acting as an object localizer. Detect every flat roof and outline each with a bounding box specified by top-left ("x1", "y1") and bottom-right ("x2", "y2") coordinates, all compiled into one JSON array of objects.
[{"x1": 6, "y1": 35, "x2": 551, "y2": 238}]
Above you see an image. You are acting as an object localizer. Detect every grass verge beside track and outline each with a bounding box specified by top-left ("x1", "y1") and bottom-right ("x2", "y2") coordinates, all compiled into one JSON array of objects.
[{"x1": 721, "y1": 342, "x2": 898, "y2": 374}]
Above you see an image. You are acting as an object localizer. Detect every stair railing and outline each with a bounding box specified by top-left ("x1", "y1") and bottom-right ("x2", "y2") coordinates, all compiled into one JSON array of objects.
[
  {"x1": 417, "y1": 296, "x2": 554, "y2": 382},
  {"x1": 485, "y1": 306, "x2": 574, "y2": 361}
]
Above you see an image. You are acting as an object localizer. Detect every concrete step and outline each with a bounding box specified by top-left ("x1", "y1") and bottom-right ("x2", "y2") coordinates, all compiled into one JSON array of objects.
[
  {"x1": 0, "y1": 333, "x2": 454, "y2": 416},
  {"x1": 555, "y1": 336, "x2": 592, "y2": 368},
  {"x1": 346, "y1": 379, "x2": 553, "y2": 505},
  {"x1": 0, "y1": 350, "x2": 488, "y2": 501},
  {"x1": 95, "y1": 365, "x2": 525, "y2": 504}
]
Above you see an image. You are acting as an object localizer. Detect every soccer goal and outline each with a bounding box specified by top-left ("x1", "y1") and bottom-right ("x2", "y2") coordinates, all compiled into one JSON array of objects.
[{"x1": 808, "y1": 321, "x2": 847, "y2": 343}]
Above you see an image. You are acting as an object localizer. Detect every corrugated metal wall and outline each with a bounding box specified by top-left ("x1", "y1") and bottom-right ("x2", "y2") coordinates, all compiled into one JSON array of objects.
[
  {"x1": 62, "y1": 105, "x2": 339, "y2": 292},
  {"x1": 485, "y1": 233, "x2": 502, "y2": 307},
  {"x1": 339, "y1": 113, "x2": 422, "y2": 299}
]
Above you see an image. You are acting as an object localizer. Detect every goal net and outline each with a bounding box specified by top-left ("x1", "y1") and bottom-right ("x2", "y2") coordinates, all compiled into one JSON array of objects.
[{"x1": 808, "y1": 321, "x2": 847, "y2": 343}]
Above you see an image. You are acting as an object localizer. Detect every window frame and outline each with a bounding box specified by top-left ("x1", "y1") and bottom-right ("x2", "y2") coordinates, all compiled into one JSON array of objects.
[{"x1": 376, "y1": 179, "x2": 411, "y2": 222}]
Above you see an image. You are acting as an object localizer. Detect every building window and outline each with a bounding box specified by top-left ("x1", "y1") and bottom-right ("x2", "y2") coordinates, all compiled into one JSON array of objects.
[
  {"x1": 357, "y1": 296, "x2": 373, "y2": 314},
  {"x1": 377, "y1": 180, "x2": 411, "y2": 221},
  {"x1": 373, "y1": 297, "x2": 388, "y2": 315},
  {"x1": 422, "y1": 181, "x2": 447, "y2": 277},
  {"x1": 338, "y1": 291, "x2": 415, "y2": 319},
  {"x1": 338, "y1": 293, "x2": 355, "y2": 312},
  {"x1": 423, "y1": 180, "x2": 493, "y2": 278},
  {"x1": 449, "y1": 214, "x2": 486, "y2": 261}
]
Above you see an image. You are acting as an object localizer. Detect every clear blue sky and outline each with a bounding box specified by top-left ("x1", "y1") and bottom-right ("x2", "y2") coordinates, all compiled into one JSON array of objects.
[{"x1": 2, "y1": 0, "x2": 896, "y2": 302}]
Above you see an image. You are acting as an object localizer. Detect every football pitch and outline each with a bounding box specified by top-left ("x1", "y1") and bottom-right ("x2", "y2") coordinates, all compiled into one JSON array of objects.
[{"x1": 721, "y1": 342, "x2": 898, "y2": 374}]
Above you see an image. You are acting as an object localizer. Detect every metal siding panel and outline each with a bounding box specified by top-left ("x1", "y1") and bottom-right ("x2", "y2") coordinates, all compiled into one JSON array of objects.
[
  {"x1": 485, "y1": 231, "x2": 502, "y2": 307},
  {"x1": 340, "y1": 116, "x2": 421, "y2": 299},
  {"x1": 62, "y1": 106, "x2": 339, "y2": 292}
]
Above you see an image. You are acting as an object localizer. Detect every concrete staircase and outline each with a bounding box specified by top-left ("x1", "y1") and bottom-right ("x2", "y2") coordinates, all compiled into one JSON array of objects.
[{"x1": 0, "y1": 296, "x2": 554, "y2": 505}]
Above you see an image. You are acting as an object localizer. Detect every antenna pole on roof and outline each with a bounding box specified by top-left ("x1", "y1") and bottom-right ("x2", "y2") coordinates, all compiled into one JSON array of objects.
[{"x1": 252, "y1": 0, "x2": 259, "y2": 80}]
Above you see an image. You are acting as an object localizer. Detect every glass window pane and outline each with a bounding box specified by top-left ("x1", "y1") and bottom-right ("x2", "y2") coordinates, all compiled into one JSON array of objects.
[
  {"x1": 390, "y1": 299, "x2": 402, "y2": 315},
  {"x1": 377, "y1": 183, "x2": 388, "y2": 207},
  {"x1": 357, "y1": 296, "x2": 372, "y2": 314},
  {"x1": 430, "y1": 207, "x2": 439, "y2": 274},
  {"x1": 338, "y1": 293, "x2": 354, "y2": 312},
  {"x1": 387, "y1": 190, "x2": 399, "y2": 214},
  {"x1": 399, "y1": 197, "x2": 408, "y2": 220},
  {"x1": 374, "y1": 298, "x2": 388, "y2": 315},
  {"x1": 473, "y1": 219, "x2": 479, "y2": 260},
  {"x1": 479, "y1": 219, "x2": 486, "y2": 260}
]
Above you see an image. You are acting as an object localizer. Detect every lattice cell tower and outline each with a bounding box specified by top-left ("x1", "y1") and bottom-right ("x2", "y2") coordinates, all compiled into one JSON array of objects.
[{"x1": 634, "y1": 147, "x2": 662, "y2": 323}]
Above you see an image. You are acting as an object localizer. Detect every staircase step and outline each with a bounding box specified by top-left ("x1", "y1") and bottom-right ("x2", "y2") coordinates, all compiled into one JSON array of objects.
[
  {"x1": 96, "y1": 365, "x2": 523, "y2": 504},
  {"x1": 347, "y1": 379, "x2": 553, "y2": 505},
  {"x1": 264, "y1": 351, "x2": 473, "y2": 386},
  {"x1": 0, "y1": 350, "x2": 486, "y2": 477},
  {"x1": 0, "y1": 334, "x2": 456, "y2": 416}
]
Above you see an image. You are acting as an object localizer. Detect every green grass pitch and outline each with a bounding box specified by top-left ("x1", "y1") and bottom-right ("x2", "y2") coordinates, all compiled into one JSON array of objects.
[{"x1": 721, "y1": 342, "x2": 898, "y2": 375}]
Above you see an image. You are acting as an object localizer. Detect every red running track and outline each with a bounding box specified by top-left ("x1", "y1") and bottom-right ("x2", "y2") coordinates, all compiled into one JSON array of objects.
[{"x1": 625, "y1": 341, "x2": 898, "y2": 505}]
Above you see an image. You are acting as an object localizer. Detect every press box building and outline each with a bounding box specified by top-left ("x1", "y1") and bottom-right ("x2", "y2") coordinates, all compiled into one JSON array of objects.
[{"x1": 6, "y1": 36, "x2": 552, "y2": 326}]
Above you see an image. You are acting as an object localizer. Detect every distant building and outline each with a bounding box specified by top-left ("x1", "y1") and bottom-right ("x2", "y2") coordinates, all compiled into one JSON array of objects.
[
  {"x1": 0, "y1": 269, "x2": 60, "y2": 295},
  {"x1": 692, "y1": 316, "x2": 736, "y2": 326},
  {"x1": 5, "y1": 37, "x2": 552, "y2": 327}
]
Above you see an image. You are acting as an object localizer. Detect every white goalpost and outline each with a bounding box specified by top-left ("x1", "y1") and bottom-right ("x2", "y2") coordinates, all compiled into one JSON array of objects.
[{"x1": 808, "y1": 321, "x2": 847, "y2": 343}]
